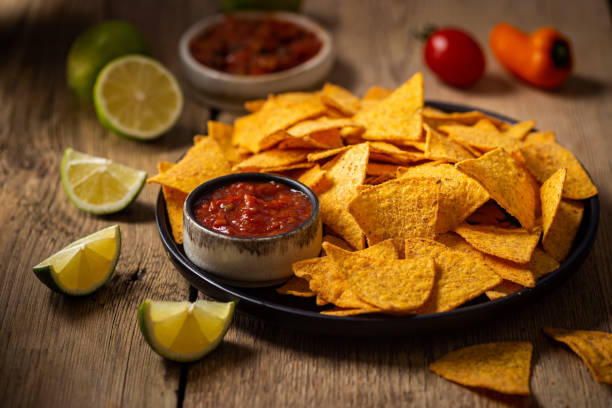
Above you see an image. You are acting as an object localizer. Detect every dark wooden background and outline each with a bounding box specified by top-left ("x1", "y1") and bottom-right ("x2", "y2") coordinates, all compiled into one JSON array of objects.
[{"x1": 1, "y1": 0, "x2": 611, "y2": 406}]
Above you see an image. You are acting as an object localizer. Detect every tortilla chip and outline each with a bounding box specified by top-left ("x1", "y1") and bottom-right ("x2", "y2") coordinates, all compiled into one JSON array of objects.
[
  {"x1": 363, "y1": 86, "x2": 393, "y2": 100},
  {"x1": 307, "y1": 240, "x2": 398, "y2": 308},
  {"x1": 232, "y1": 149, "x2": 310, "y2": 171},
  {"x1": 318, "y1": 143, "x2": 370, "y2": 249},
  {"x1": 400, "y1": 164, "x2": 490, "y2": 233},
  {"x1": 454, "y1": 224, "x2": 541, "y2": 264},
  {"x1": 424, "y1": 124, "x2": 475, "y2": 163},
  {"x1": 422, "y1": 109, "x2": 507, "y2": 129},
  {"x1": 456, "y1": 147, "x2": 537, "y2": 230},
  {"x1": 466, "y1": 201, "x2": 510, "y2": 225},
  {"x1": 519, "y1": 141, "x2": 597, "y2": 200},
  {"x1": 354, "y1": 73, "x2": 424, "y2": 142},
  {"x1": 321, "y1": 83, "x2": 361, "y2": 116},
  {"x1": 542, "y1": 199, "x2": 584, "y2": 262},
  {"x1": 504, "y1": 121, "x2": 535, "y2": 140},
  {"x1": 232, "y1": 95, "x2": 327, "y2": 153},
  {"x1": 366, "y1": 162, "x2": 401, "y2": 177},
  {"x1": 321, "y1": 235, "x2": 353, "y2": 252},
  {"x1": 275, "y1": 276, "x2": 315, "y2": 297},
  {"x1": 364, "y1": 175, "x2": 394, "y2": 185},
  {"x1": 207, "y1": 121, "x2": 247, "y2": 164},
  {"x1": 327, "y1": 249, "x2": 436, "y2": 313},
  {"x1": 147, "y1": 137, "x2": 231, "y2": 193},
  {"x1": 473, "y1": 118, "x2": 499, "y2": 132},
  {"x1": 307, "y1": 146, "x2": 351, "y2": 162},
  {"x1": 486, "y1": 281, "x2": 525, "y2": 300},
  {"x1": 321, "y1": 307, "x2": 380, "y2": 316},
  {"x1": 287, "y1": 117, "x2": 357, "y2": 137},
  {"x1": 540, "y1": 168, "x2": 566, "y2": 241},
  {"x1": 348, "y1": 177, "x2": 440, "y2": 252},
  {"x1": 523, "y1": 131, "x2": 555, "y2": 145},
  {"x1": 157, "y1": 162, "x2": 188, "y2": 244},
  {"x1": 244, "y1": 99, "x2": 266, "y2": 112},
  {"x1": 297, "y1": 164, "x2": 333, "y2": 195},
  {"x1": 429, "y1": 342, "x2": 533, "y2": 395},
  {"x1": 405, "y1": 238, "x2": 502, "y2": 313},
  {"x1": 440, "y1": 123, "x2": 521, "y2": 152},
  {"x1": 369, "y1": 141, "x2": 426, "y2": 164},
  {"x1": 543, "y1": 327, "x2": 612, "y2": 384}
]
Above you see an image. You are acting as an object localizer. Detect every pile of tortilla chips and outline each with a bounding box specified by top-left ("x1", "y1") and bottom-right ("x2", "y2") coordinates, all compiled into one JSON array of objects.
[{"x1": 146, "y1": 72, "x2": 597, "y2": 316}]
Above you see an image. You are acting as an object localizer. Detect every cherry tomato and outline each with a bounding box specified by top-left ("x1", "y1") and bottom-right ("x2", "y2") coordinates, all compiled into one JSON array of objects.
[{"x1": 424, "y1": 28, "x2": 485, "y2": 87}]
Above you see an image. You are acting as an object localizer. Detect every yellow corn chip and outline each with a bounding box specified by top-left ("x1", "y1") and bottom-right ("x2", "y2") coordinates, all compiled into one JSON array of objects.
[
  {"x1": 232, "y1": 149, "x2": 310, "y2": 171},
  {"x1": 369, "y1": 141, "x2": 426, "y2": 164},
  {"x1": 540, "y1": 168, "x2": 566, "y2": 244},
  {"x1": 157, "y1": 162, "x2": 188, "y2": 244},
  {"x1": 486, "y1": 281, "x2": 524, "y2": 300},
  {"x1": 504, "y1": 120, "x2": 535, "y2": 140},
  {"x1": 260, "y1": 163, "x2": 314, "y2": 173},
  {"x1": 319, "y1": 143, "x2": 370, "y2": 249},
  {"x1": 465, "y1": 201, "x2": 510, "y2": 225},
  {"x1": 542, "y1": 199, "x2": 584, "y2": 262},
  {"x1": 244, "y1": 99, "x2": 266, "y2": 112},
  {"x1": 363, "y1": 85, "x2": 393, "y2": 100},
  {"x1": 364, "y1": 175, "x2": 394, "y2": 185},
  {"x1": 232, "y1": 95, "x2": 327, "y2": 153},
  {"x1": 405, "y1": 238, "x2": 502, "y2": 313},
  {"x1": 354, "y1": 73, "x2": 424, "y2": 142},
  {"x1": 366, "y1": 162, "x2": 401, "y2": 177},
  {"x1": 348, "y1": 177, "x2": 440, "y2": 252},
  {"x1": 440, "y1": 123, "x2": 521, "y2": 152},
  {"x1": 207, "y1": 121, "x2": 247, "y2": 164},
  {"x1": 400, "y1": 164, "x2": 490, "y2": 233},
  {"x1": 321, "y1": 83, "x2": 361, "y2": 116},
  {"x1": 275, "y1": 276, "x2": 315, "y2": 297},
  {"x1": 519, "y1": 141, "x2": 597, "y2": 200},
  {"x1": 332, "y1": 254, "x2": 436, "y2": 313},
  {"x1": 422, "y1": 109, "x2": 507, "y2": 129},
  {"x1": 307, "y1": 146, "x2": 351, "y2": 162},
  {"x1": 522, "y1": 131, "x2": 555, "y2": 145},
  {"x1": 456, "y1": 147, "x2": 537, "y2": 230},
  {"x1": 297, "y1": 164, "x2": 333, "y2": 195},
  {"x1": 287, "y1": 117, "x2": 357, "y2": 137},
  {"x1": 321, "y1": 235, "x2": 353, "y2": 252},
  {"x1": 429, "y1": 342, "x2": 533, "y2": 395},
  {"x1": 321, "y1": 307, "x2": 380, "y2": 316},
  {"x1": 147, "y1": 137, "x2": 231, "y2": 193},
  {"x1": 454, "y1": 223, "x2": 541, "y2": 264},
  {"x1": 424, "y1": 124, "x2": 475, "y2": 163},
  {"x1": 473, "y1": 118, "x2": 499, "y2": 132},
  {"x1": 544, "y1": 327, "x2": 612, "y2": 384}
]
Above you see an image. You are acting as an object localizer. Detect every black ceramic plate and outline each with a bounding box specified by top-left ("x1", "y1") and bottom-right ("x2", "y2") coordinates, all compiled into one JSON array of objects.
[{"x1": 155, "y1": 100, "x2": 599, "y2": 336}]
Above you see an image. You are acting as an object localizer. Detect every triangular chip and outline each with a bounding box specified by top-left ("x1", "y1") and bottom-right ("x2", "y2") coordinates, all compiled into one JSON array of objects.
[
  {"x1": 429, "y1": 342, "x2": 533, "y2": 395},
  {"x1": 424, "y1": 124, "x2": 475, "y2": 163},
  {"x1": 307, "y1": 146, "x2": 351, "y2": 162},
  {"x1": 542, "y1": 199, "x2": 584, "y2": 262},
  {"x1": 456, "y1": 147, "x2": 537, "y2": 230},
  {"x1": 297, "y1": 165, "x2": 332, "y2": 195},
  {"x1": 544, "y1": 327, "x2": 612, "y2": 384},
  {"x1": 363, "y1": 85, "x2": 393, "y2": 100},
  {"x1": 348, "y1": 177, "x2": 439, "y2": 252},
  {"x1": 275, "y1": 276, "x2": 315, "y2": 297},
  {"x1": 522, "y1": 131, "x2": 555, "y2": 145},
  {"x1": 354, "y1": 73, "x2": 424, "y2": 142},
  {"x1": 422, "y1": 109, "x2": 506, "y2": 129},
  {"x1": 326, "y1": 245, "x2": 435, "y2": 312},
  {"x1": 486, "y1": 281, "x2": 524, "y2": 300},
  {"x1": 207, "y1": 121, "x2": 247, "y2": 164},
  {"x1": 321, "y1": 307, "x2": 380, "y2": 316},
  {"x1": 232, "y1": 149, "x2": 310, "y2": 171},
  {"x1": 321, "y1": 235, "x2": 353, "y2": 252},
  {"x1": 440, "y1": 123, "x2": 521, "y2": 153},
  {"x1": 318, "y1": 143, "x2": 370, "y2": 249},
  {"x1": 465, "y1": 201, "x2": 511, "y2": 225},
  {"x1": 147, "y1": 137, "x2": 231, "y2": 193},
  {"x1": 157, "y1": 162, "x2": 188, "y2": 244},
  {"x1": 519, "y1": 141, "x2": 597, "y2": 199},
  {"x1": 366, "y1": 162, "x2": 401, "y2": 177},
  {"x1": 287, "y1": 117, "x2": 356, "y2": 138},
  {"x1": 320, "y1": 83, "x2": 361, "y2": 116},
  {"x1": 369, "y1": 141, "x2": 426, "y2": 164},
  {"x1": 540, "y1": 168, "x2": 566, "y2": 245},
  {"x1": 405, "y1": 238, "x2": 501, "y2": 313},
  {"x1": 399, "y1": 164, "x2": 490, "y2": 233},
  {"x1": 454, "y1": 223, "x2": 541, "y2": 264}
]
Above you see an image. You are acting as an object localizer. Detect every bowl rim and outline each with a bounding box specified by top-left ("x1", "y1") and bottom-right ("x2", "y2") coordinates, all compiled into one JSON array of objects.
[
  {"x1": 179, "y1": 11, "x2": 333, "y2": 84},
  {"x1": 183, "y1": 172, "x2": 320, "y2": 242}
]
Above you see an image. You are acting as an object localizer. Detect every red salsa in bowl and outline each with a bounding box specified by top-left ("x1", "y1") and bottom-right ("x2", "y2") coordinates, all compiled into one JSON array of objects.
[
  {"x1": 188, "y1": 16, "x2": 323, "y2": 76},
  {"x1": 193, "y1": 181, "x2": 313, "y2": 237}
]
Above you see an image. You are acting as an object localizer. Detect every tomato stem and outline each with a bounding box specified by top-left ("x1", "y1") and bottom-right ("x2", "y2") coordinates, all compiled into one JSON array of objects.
[{"x1": 413, "y1": 24, "x2": 439, "y2": 41}]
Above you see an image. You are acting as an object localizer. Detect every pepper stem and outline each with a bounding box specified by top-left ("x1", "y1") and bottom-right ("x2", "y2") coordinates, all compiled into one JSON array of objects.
[{"x1": 551, "y1": 40, "x2": 571, "y2": 68}]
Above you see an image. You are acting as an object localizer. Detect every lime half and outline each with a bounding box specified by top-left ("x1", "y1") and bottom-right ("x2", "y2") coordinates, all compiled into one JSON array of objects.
[
  {"x1": 67, "y1": 21, "x2": 150, "y2": 100},
  {"x1": 61, "y1": 148, "x2": 146, "y2": 214},
  {"x1": 33, "y1": 225, "x2": 121, "y2": 295},
  {"x1": 138, "y1": 299, "x2": 235, "y2": 362},
  {"x1": 93, "y1": 55, "x2": 183, "y2": 140}
]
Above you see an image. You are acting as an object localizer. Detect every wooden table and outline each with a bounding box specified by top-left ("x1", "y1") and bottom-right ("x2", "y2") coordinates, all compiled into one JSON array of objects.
[{"x1": 1, "y1": 0, "x2": 611, "y2": 406}]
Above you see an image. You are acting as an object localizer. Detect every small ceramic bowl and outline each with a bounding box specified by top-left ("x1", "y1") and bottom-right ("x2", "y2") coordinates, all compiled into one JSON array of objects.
[
  {"x1": 178, "y1": 11, "x2": 334, "y2": 109},
  {"x1": 183, "y1": 173, "x2": 322, "y2": 287}
]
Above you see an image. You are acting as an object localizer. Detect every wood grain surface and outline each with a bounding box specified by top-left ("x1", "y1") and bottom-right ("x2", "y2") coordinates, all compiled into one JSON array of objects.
[{"x1": 1, "y1": 0, "x2": 611, "y2": 407}]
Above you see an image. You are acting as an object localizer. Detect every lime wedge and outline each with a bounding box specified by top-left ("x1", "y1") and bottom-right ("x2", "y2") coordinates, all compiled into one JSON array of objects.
[
  {"x1": 33, "y1": 225, "x2": 121, "y2": 295},
  {"x1": 61, "y1": 147, "x2": 146, "y2": 214},
  {"x1": 138, "y1": 299, "x2": 235, "y2": 362},
  {"x1": 93, "y1": 55, "x2": 183, "y2": 140}
]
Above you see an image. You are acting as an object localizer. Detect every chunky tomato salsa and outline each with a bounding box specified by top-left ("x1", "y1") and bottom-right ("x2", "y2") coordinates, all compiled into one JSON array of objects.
[
  {"x1": 194, "y1": 181, "x2": 312, "y2": 237},
  {"x1": 189, "y1": 16, "x2": 322, "y2": 75}
]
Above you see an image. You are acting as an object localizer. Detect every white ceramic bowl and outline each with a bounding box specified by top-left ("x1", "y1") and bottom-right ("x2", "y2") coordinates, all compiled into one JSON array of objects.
[
  {"x1": 178, "y1": 11, "x2": 334, "y2": 106},
  {"x1": 183, "y1": 173, "x2": 322, "y2": 287}
]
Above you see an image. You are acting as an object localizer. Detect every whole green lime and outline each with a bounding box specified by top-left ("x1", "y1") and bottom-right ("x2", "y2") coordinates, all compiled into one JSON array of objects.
[{"x1": 67, "y1": 21, "x2": 151, "y2": 100}]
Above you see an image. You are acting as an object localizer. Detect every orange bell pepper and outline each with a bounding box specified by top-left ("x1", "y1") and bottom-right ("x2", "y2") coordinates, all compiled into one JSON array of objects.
[{"x1": 490, "y1": 23, "x2": 572, "y2": 89}]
